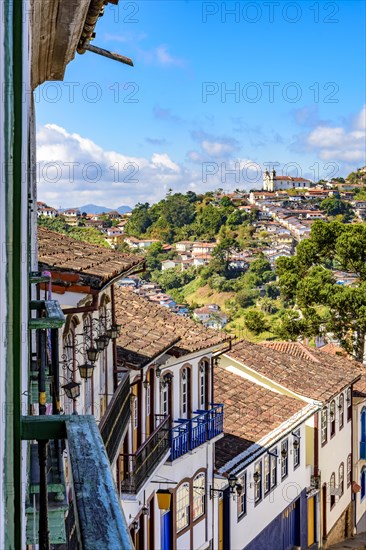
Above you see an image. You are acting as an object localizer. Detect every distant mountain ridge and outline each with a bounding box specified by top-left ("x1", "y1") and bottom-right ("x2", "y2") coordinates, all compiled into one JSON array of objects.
[{"x1": 65, "y1": 204, "x2": 132, "y2": 214}]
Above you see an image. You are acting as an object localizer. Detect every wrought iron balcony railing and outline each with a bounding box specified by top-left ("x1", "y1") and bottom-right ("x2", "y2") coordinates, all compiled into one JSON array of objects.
[
  {"x1": 171, "y1": 404, "x2": 224, "y2": 461},
  {"x1": 120, "y1": 415, "x2": 171, "y2": 494},
  {"x1": 99, "y1": 373, "x2": 130, "y2": 463}
]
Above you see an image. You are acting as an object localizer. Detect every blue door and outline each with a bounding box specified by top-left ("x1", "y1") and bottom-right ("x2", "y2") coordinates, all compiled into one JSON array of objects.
[
  {"x1": 283, "y1": 499, "x2": 300, "y2": 550},
  {"x1": 161, "y1": 511, "x2": 171, "y2": 550}
]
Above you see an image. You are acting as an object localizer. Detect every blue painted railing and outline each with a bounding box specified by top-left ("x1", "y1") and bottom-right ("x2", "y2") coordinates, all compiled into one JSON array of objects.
[{"x1": 170, "y1": 404, "x2": 224, "y2": 461}]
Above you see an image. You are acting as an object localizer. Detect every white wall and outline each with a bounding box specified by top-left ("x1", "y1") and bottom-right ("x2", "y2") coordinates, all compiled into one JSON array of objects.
[
  {"x1": 318, "y1": 389, "x2": 353, "y2": 534},
  {"x1": 352, "y1": 398, "x2": 366, "y2": 530},
  {"x1": 228, "y1": 424, "x2": 310, "y2": 549}
]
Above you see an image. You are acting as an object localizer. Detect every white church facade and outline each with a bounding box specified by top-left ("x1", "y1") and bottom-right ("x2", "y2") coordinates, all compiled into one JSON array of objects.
[{"x1": 263, "y1": 169, "x2": 312, "y2": 191}]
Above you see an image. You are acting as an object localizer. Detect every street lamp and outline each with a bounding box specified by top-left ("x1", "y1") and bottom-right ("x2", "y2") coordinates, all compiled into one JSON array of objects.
[
  {"x1": 78, "y1": 363, "x2": 95, "y2": 380},
  {"x1": 62, "y1": 381, "x2": 81, "y2": 400}
]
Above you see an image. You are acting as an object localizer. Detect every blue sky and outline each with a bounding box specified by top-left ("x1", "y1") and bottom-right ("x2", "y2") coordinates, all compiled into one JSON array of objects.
[{"x1": 36, "y1": 0, "x2": 366, "y2": 208}]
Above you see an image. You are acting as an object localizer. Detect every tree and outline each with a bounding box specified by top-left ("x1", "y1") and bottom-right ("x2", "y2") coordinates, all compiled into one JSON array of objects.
[
  {"x1": 125, "y1": 203, "x2": 152, "y2": 236},
  {"x1": 276, "y1": 221, "x2": 366, "y2": 360},
  {"x1": 236, "y1": 288, "x2": 258, "y2": 308},
  {"x1": 320, "y1": 198, "x2": 354, "y2": 220},
  {"x1": 213, "y1": 237, "x2": 239, "y2": 267},
  {"x1": 243, "y1": 310, "x2": 269, "y2": 335}
]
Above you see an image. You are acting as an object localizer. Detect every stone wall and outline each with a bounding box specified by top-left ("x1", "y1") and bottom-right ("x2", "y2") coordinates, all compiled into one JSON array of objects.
[{"x1": 324, "y1": 501, "x2": 354, "y2": 548}]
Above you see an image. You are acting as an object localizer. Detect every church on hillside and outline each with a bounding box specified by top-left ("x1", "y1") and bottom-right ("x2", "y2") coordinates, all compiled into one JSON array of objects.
[{"x1": 263, "y1": 169, "x2": 312, "y2": 191}]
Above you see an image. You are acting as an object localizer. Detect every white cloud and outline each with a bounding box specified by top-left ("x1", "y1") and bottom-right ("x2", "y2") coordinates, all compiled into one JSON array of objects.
[
  {"x1": 292, "y1": 105, "x2": 366, "y2": 164},
  {"x1": 36, "y1": 124, "x2": 259, "y2": 208},
  {"x1": 137, "y1": 44, "x2": 185, "y2": 68}
]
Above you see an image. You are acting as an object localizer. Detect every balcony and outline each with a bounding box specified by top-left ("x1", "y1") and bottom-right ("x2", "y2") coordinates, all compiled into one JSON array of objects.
[
  {"x1": 171, "y1": 404, "x2": 224, "y2": 461},
  {"x1": 360, "y1": 441, "x2": 366, "y2": 460},
  {"x1": 99, "y1": 373, "x2": 130, "y2": 463},
  {"x1": 120, "y1": 415, "x2": 171, "y2": 494}
]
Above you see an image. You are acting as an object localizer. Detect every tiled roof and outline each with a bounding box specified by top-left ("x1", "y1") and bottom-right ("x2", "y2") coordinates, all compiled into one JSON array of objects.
[
  {"x1": 114, "y1": 287, "x2": 230, "y2": 368},
  {"x1": 226, "y1": 339, "x2": 361, "y2": 402},
  {"x1": 214, "y1": 366, "x2": 305, "y2": 470},
  {"x1": 38, "y1": 228, "x2": 144, "y2": 290},
  {"x1": 317, "y1": 343, "x2": 366, "y2": 398}
]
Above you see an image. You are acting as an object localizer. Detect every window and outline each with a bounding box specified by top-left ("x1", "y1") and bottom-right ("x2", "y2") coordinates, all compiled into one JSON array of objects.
[
  {"x1": 330, "y1": 473, "x2": 336, "y2": 509},
  {"x1": 146, "y1": 384, "x2": 151, "y2": 417},
  {"x1": 199, "y1": 363, "x2": 206, "y2": 409},
  {"x1": 270, "y1": 448, "x2": 277, "y2": 488},
  {"x1": 162, "y1": 383, "x2": 168, "y2": 416},
  {"x1": 181, "y1": 368, "x2": 188, "y2": 417},
  {"x1": 338, "y1": 463, "x2": 344, "y2": 496},
  {"x1": 133, "y1": 396, "x2": 138, "y2": 429},
  {"x1": 347, "y1": 388, "x2": 352, "y2": 421},
  {"x1": 330, "y1": 400, "x2": 336, "y2": 437},
  {"x1": 321, "y1": 408, "x2": 328, "y2": 445},
  {"x1": 347, "y1": 454, "x2": 352, "y2": 487},
  {"x1": 281, "y1": 440, "x2": 288, "y2": 479},
  {"x1": 193, "y1": 473, "x2": 205, "y2": 520},
  {"x1": 254, "y1": 461, "x2": 262, "y2": 503},
  {"x1": 293, "y1": 431, "x2": 300, "y2": 469},
  {"x1": 264, "y1": 455, "x2": 270, "y2": 494},
  {"x1": 361, "y1": 467, "x2": 366, "y2": 501},
  {"x1": 176, "y1": 482, "x2": 190, "y2": 531},
  {"x1": 361, "y1": 407, "x2": 366, "y2": 443},
  {"x1": 237, "y1": 473, "x2": 246, "y2": 518},
  {"x1": 339, "y1": 393, "x2": 344, "y2": 430}
]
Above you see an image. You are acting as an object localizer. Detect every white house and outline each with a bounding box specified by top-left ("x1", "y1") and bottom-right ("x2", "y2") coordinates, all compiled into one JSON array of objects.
[
  {"x1": 193, "y1": 304, "x2": 228, "y2": 330},
  {"x1": 219, "y1": 340, "x2": 362, "y2": 549},
  {"x1": 213, "y1": 364, "x2": 318, "y2": 550},
  {"x1": 114, "y1": 288, "x2": 231, "y2": 549}
]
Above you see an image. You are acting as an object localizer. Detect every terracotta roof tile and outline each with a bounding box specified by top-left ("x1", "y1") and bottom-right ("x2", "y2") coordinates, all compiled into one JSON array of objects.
[
  {"x1": 214, "y1": 366, "x2": 305, "y2": 470},
  {"x1": 226, "y1": 340, "x2": 362, "y2": 403},
  {"x1": 38, "y1": 228, "x2": 144, "y2": 290},
  {"x1": 114, "y1": 288, "x2": 231, "y2": 367}
]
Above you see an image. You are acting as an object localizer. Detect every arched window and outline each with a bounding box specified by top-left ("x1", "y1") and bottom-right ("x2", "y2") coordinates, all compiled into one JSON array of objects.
[
  {"x1": 330, "y1": 473, "x2": 336, "y2": 509},
  {"x1": 161, "y1": 381, "x2": 169, "y2": 416},
  {"x1": 176, "y1": 482, "x2": 190, "y2": 532},
  {"x1": 361, "y1": 467, "x2": 366, "y2": 501},
  {"x1": 338, "y1": 463, "x2": 344, "y2": 496},
  {"x1": 321, "y1": 408, "x2": 328, "y2": 445},
  {"x1": 181, "y1": 368, "x2": 188, "y2": 418},
  {"x1": 347, "y1": 454, "x2": 352, "y2": 487},
  {"x1": 330, "y1": 400, "x2": 336, "y2": 437},
  {"x1": 361, "y1": 407, "x2": 366, "y2": 443},
  {"x1": 339, "y1": 393, "x2": 344, "y2": 430},
  {"x1": 193, "y1": 473, "x2": 205, "y2": 520}
]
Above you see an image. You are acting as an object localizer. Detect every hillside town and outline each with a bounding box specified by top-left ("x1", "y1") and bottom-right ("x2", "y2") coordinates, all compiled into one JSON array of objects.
[{"x1": 1, "y1": 1, "x2": 366, "y2": 550}]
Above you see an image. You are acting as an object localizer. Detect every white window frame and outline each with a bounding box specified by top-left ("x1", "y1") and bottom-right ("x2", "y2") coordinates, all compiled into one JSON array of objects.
[
  {"x1": 181, "y1": 368, "x2": 188, "y2": 417},
  {"x1": 264, "y1": 454, "x2": 270, "y2": 494},
  {"x1": 293, "y1": 430, "x2": 300, "y2": 469},
  {"x1": 321, "y1": 408, "x2": 328, "y2": 445},
  {"x1": 281, "y1": 440, "x2": 288, "y2": 479},
  {"x1": 193, "y1": 473, "x2": 205, "y2": 520},
  {"x1": 254, "y1": 461, "x2": 262, "y2": 503},
  {"x1": 199, "y1": 363, "x2": 205, "y2": 409},
  {"x1": 237, "y1": 473, "x2": 246, "y2": 518},
  {"x1": 270, "y1": 448, "x2": 277, "y2": 488},
  {"x1": 176, "y1": 482, "x2": 190, "y2": 532},
  {"x1": 347, "y1": 454, "x2": 352, "y2": 487},
  {"x1": 339, "y1": 393, "x2": 344, "y2": 429}
]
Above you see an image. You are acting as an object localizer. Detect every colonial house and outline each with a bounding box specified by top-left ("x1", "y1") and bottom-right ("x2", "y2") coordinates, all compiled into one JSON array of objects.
[
  {"x1": 37, "y1": 202, "x2": 58, "y2": 218},
  {"x1": 213, "y1": 364, "x2": 318, "y2": 550},
  {"x1": 105, "y1": 226, "x2": 125, "y2": 248},
  {"x1": 192, "y1": 242, "x2": 217, "y2": 256},
  {"x1": 263, "y1": 169, "x2": 312, "y2": 192},
  {"x1": 0, "y1": 0, "x2": 135, "y2": 547},
  {"x1": 219, "y1": 340, "x2": 362, "y2": 549},
  {"x1": 193, "y1": 305, "x2": 228, "y2": 330},
  {"x1": 114, "y1": 288, "x2": 231, "y2": 550},
  {"x1": 175, "y1": 241, "x2": 194, "y2": 253},
  {"x1": 36, "y1": 228, "x2": 145, "y2": 543}
]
